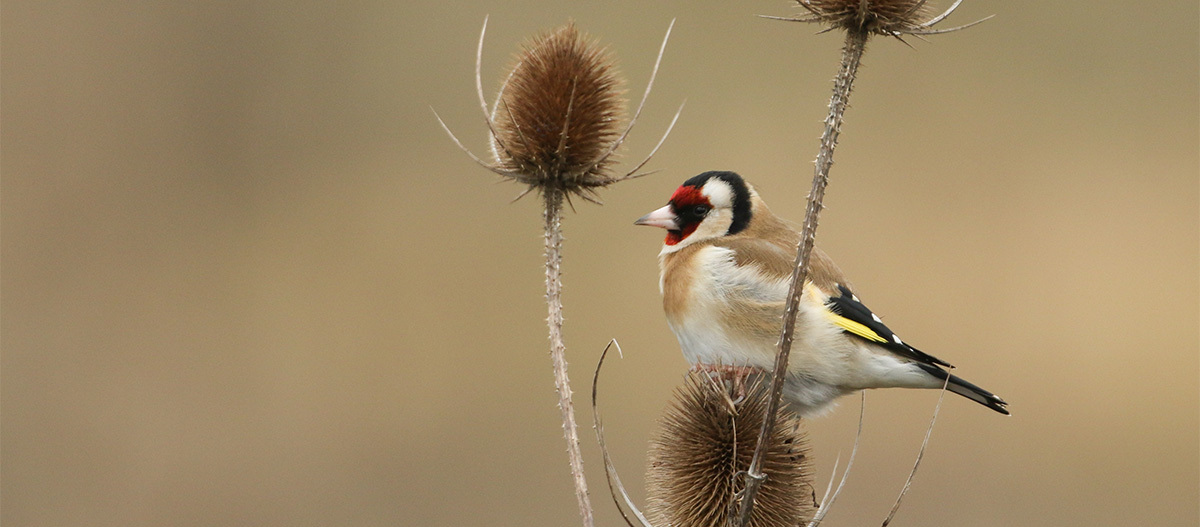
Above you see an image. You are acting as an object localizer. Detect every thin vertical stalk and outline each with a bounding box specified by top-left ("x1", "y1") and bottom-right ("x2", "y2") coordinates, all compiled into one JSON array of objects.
[
  {"x1": 543, "y1": 186, "x2": 594, "y2": 527},
  {"x1": 736, "y1": 27, "x2": 868, "y2": 527}
]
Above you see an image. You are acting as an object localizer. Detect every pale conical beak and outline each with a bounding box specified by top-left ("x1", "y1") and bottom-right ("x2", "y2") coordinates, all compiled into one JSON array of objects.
[{"x1": 634, "y1": 205, "x2": 679, "y2": 230}]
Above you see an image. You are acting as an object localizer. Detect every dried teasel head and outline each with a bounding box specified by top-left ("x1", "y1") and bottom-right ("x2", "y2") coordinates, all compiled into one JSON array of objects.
[
  {"x1": 800, "y1": 0, "x2": 928, "y2": 33},
  {"x1": 646, "y1": 369, "x2": 814, "y2": 527},
  {"x1": 777, "y1": 0, "x2": 989, "y2": 37},
  {"x1": 491, "y1": 23, "x2": 625, "y2": 198},
  {"x1": 436, "y1": 19, "x2": 680, "y2": 206}
]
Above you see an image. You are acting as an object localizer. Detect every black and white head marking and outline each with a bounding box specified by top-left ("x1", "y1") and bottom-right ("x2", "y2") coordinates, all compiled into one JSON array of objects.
[{"x1": 681, "y1": 171, "x2": 753, "y2": 236}]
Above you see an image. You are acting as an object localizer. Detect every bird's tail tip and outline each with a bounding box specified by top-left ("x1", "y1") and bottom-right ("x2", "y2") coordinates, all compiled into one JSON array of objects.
[{"x1": 917, "y1": 363, "x2": 1010, "y2": 416}]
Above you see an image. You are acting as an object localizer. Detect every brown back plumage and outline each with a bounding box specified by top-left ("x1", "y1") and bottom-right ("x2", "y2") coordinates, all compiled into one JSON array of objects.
[{"x1": 710, "y1": 192, "x2": 849, "y2": 292}]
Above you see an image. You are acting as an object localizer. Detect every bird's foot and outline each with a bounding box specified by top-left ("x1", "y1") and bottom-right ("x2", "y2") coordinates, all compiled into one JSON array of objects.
[{"x1": 690, "y1": 363, "x2": 760, "y2": 403}]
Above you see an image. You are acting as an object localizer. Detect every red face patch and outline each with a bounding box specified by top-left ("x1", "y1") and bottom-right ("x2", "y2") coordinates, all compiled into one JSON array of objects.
[
  {"x1": 663, "y1": 185, "x2": 710, "y2": 246},
  {"x1": 664, "y1": 223, "x2": 698, "y2": 245},
  {"x1": 669, "y1": 185, "x2": 706, "y2": 207}
]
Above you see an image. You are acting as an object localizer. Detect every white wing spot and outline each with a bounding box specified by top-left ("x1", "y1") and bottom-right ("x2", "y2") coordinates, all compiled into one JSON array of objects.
[
  {"x1": 892, "y1": 334, "x2": 903, "y2": 344},
  {"x1": 871, "y1": 313, "x2": 882, "y2": 323}
]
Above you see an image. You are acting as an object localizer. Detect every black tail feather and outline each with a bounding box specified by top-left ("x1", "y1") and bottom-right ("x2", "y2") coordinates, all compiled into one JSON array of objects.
[{"x1": 916, "y1": 363, "x2": 1009, "y2": 415}]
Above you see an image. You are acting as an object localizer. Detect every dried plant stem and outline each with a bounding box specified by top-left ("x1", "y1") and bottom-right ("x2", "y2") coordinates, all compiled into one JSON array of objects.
[
  {"x1": 807, "y1": 392, "x2": 865, "y2": 527},
  {"x1": 737, "y1": 27, "x2": 869, "y2": 527},
  {"x1": 881, "y1": 376, "x2": 951, "y2": 527},
  {"x1": 592, "y1": 340, "x2": 655, "y2": 527},
  {"x1": 542, "y1": 186, "x2": 595, "y2": 527}
]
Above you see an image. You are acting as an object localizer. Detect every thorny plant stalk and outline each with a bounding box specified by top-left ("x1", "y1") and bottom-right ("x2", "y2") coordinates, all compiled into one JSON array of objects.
[
  {"x1": 543, "y1": 185, "x2": 594, "y2": 527},
  {"x1": 739, "y1": 2, "x2": 988, "y2": 524},
  {"x1": 736, "y1": 27, "x2": 868, "y2": 526}
]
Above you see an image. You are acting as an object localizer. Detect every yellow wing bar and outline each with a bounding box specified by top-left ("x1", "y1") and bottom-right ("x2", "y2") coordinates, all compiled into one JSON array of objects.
[{"x1": 824, "y1": 309, "x2": 887, "y2": 343}]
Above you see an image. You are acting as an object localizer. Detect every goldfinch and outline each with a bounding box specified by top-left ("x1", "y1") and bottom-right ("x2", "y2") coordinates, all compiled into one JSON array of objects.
[{"x1": 636, "y1": 171, "x2": 1008, "y2": 416}]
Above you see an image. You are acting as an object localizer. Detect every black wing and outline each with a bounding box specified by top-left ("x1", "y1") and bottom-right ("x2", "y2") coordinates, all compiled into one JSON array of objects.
[{"x1": 824, "y1": 284, "x2": 954, "y2": 369}]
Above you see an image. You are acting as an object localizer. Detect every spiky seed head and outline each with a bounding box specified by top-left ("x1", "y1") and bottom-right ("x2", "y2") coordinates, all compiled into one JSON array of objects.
[
  {"x1": 798, "y1": 0, "x2": 931, "y2": 34},
  {"x1": 492, "y1": 22, "x2": 626, "y2": 197},
  {"x1": 646, "y1": 370, "x2": 814, "y2": 527}
]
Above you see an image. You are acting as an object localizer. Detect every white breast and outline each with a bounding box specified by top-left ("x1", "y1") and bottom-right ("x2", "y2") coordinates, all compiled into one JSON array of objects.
[{"x1": 665, "y1": 246, "x2": 786, "y2": 368}]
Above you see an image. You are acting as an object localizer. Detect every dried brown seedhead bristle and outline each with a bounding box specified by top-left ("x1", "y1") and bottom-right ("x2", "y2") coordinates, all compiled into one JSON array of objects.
[
  {"x1": 646, "y1": 369, "x2": 814, "y2": 527},
  {"x1": 796, "y1": 0, "x2": 940, "y2": 35},
  {"x1": 493, "y1": 22, "x2": 626, "y2": 196}
]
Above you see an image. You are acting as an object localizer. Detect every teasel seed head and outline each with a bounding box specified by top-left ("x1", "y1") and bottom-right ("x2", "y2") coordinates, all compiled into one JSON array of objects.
[
  {"x1": 436, "y1": 19, "x2": 679, "y2": 206},
  {"x1": 799, "y1": 0, "x2": 927, "y2": 34},
  {"x1": 492, "y1": 22, "x2": 626, "y2": 201},
  {"x1": 781, "y1": 0, "x2": 989, "y2": 37},
  {"x1": 646, "y1": 369, "x2": 814, "y2": 527}
]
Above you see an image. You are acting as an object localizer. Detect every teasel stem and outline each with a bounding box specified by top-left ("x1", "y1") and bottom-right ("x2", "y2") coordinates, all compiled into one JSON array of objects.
[
  {"x1": 542, "y1": 185, "x2": 594, "y2": 527},
  {"x1": 737, "y1": 27, "x2": 868, "y2": 527},
  {"x1": 437, "y1": 18, "x2": 682, "y2": 527}
]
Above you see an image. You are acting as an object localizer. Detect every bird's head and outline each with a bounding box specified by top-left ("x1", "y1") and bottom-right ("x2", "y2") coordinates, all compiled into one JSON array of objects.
[{"x1": 635, "y1": 171, "x2": 754, "y2": 251}]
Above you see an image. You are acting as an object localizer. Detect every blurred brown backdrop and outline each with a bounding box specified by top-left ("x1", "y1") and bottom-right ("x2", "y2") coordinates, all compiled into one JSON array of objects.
[{"x1": 3, "y1": 1, "x2": 1197, "y2": 526}]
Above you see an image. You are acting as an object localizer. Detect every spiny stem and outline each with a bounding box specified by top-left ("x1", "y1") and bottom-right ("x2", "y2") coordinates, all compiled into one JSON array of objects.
[
  {"x1": 543, "y1": 186, "x2": 594, "y2": 527},
  {"x1": 737, "y1": 27, "x2": 869, "y2": 527}
]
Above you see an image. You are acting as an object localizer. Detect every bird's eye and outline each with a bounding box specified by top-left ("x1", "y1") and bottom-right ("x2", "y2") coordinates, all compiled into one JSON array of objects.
[{"x1": 693, "y1": 205, "x2": 709, "y2": 216}]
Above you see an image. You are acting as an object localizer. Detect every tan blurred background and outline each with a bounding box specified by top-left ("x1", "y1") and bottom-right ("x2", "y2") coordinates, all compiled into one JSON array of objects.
[{"x1": 3, "y1": 1, "x2": 1197, "y2": 526}]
